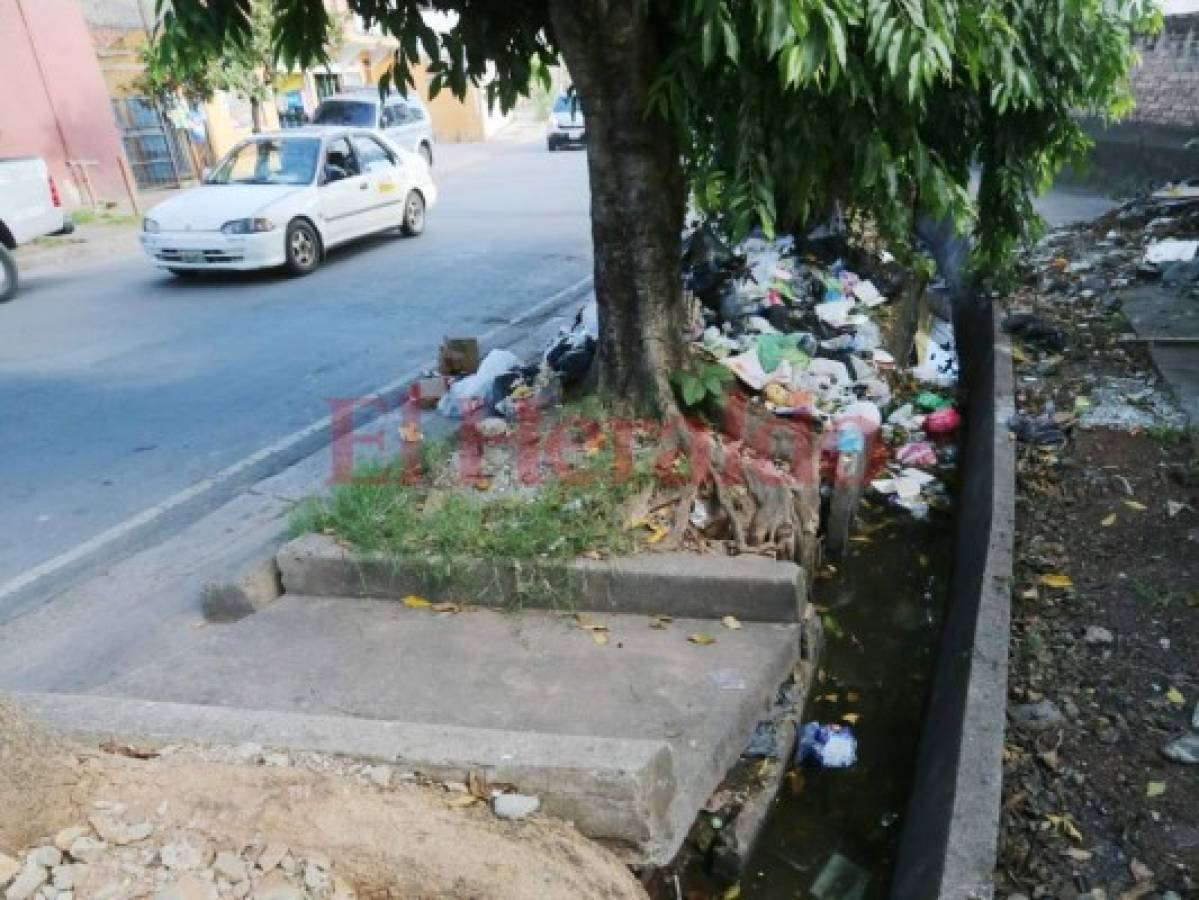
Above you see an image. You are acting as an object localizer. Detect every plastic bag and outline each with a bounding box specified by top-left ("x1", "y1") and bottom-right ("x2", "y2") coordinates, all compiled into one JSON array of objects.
[{"x1": 437, "y1": 349, "x2": 521, "y2": 418}]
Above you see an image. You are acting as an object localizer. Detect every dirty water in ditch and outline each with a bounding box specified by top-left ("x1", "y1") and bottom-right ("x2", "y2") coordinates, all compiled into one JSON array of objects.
[{"x1": 682, "y1": 504, "x2": 956, "y2": 899}]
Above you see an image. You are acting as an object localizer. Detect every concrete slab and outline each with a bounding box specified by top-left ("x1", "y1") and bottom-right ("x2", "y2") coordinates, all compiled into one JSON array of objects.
[
  {"x1": 49, "y1": 596, "x2": 801, "y2": 865},
  {"x1": 1121, "y1": 285, "x2": 1199, "y2": 425},
  {"x1": 278, "y1": 533, "x2": 807, "y2": 623}
]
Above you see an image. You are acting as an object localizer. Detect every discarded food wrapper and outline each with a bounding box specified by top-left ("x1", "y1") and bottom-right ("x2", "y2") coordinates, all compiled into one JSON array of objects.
[
  {"x1": 721, "y1": 350, "x2": 793, "y2": 391},
  {"x1": 853, "y1": 279, "x2": 886, "y2": 307},
  {"x1": 896, "y1": 441, "x2": 937, "y2": 467},
  {"x1": 1145, "y1": 239, "x2": 1199, "y2": 266},
  {"x1": 437, "y1": 349, "x2": 521, "y2": 418},
  {"x1": 915, "y1": 391, "x2": 950, "y2": 412},
  {"x1": 925, "y1": 407, "x2": 961, "y2": 434},
  {"x1": 815, "y1": 299, "x2": 856, "y2": 327},
  {"x1": 796, "y1": 722, "x2": 857, "y2": 769}
]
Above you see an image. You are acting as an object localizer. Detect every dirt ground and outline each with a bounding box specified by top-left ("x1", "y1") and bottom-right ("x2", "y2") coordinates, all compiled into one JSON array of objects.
[
  {"x1": 995, "y1": 212, "x2": 1199, "y2": 898},
  {"x1": 0, "y1": 697, "x2": 646, "y2": 900}
]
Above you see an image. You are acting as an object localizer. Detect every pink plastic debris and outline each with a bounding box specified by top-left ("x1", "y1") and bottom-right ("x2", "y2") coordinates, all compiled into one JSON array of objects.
[
  {"x1": 925, "y1": 407, "x2": 962, "y2": 434},
  {"x1": 896, "y1": 441, "x2": 938, "y2": 467}
]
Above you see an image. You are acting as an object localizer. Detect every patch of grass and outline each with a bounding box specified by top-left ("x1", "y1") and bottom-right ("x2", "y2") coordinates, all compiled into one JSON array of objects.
[
  {"x1": 291, "y1": 443, "x2": 654, "y2": 565},
  {"x1": 72, "y1": 208, "x2": 138, "y2": 227},
  {"x1": 1146, "y1": 424, "x2": 1191, "y2": 448}
]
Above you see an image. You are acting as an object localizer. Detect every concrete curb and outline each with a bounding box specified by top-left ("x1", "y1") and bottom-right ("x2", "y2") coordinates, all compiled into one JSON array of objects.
[
  {"x1": 17, "y1": 691, "x2": 676, "y2": 862},
  {"x1": 278, "y1": 533, "x2": 807, "y2": 623},
  {"x1": 890, "y1": 300, "x2": 1015, "y2": 899}
]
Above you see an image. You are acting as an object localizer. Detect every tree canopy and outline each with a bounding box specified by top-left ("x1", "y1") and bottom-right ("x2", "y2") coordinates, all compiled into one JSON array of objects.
[{"x1": 157, "y1": 0, "x2": 1160, "y2": 409}]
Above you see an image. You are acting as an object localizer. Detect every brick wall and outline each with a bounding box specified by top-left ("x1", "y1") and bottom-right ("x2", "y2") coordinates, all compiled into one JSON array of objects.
[{"x1": 1129, "y1": 13, "x2": 1199, "y2": 129}]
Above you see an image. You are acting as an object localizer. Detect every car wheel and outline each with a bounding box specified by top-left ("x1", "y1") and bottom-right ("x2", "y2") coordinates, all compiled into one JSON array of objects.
[
  {"x1": 0, "y1": 245, "x2": 18, "y2": 303},
  {"x1": 401, "y1": 190, "x2": 426, "y2": 237},
  {"x1": 419, "y1": 142, "x2": 433, "y2": 167},
  {"x1": 285, "y1": 219, "x2": 321, "y2": 276},
  {"x1": 547, "y1": 138, "x2": 557, "y2": 152}
]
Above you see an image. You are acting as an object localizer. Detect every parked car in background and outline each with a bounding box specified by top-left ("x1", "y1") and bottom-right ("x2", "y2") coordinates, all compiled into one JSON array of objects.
[
  {"x1": 312, "y1": 90, "x2": 436, "y2": 167},
  {"x1": 547, "y1": 94, "x2": 585, "y2": 151},
  {"x1": 0, "y1": 157, "x2": 71, "y2": 302},
  {"x1": 140, "y1": 128, "x2": 436, "y2": 278}
]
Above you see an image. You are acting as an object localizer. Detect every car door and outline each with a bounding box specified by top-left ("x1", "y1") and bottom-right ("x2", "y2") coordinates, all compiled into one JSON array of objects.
[
  {"x1": 349, "y1": 134, "x2": 406, "y2": 232},
  {"x1": 317, "y1": 136, "x2": 372, "y2": 244}
]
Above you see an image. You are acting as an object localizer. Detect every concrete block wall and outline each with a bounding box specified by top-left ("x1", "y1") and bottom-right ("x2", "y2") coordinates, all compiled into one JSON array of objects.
[{"x1": 1129, "y1": 13, "x2": 1199, "y2": 129}]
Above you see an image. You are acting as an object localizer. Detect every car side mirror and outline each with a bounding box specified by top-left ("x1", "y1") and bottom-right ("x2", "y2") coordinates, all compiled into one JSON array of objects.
[{"x1": 322, "y1": 164, "x2": 348, "y2": 184}]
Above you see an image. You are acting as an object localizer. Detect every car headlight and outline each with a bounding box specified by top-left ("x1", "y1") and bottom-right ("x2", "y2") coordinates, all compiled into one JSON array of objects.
[
  {"x1": 220, "y1": 218, "x2": 276, "y2": 235},
  {"x1": 143, "y1": 217, "x2": 160, "y2": 233}
]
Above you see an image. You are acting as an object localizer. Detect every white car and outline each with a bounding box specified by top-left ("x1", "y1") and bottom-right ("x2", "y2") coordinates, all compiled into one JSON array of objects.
[
  {"x1": 311, "y1": 90, "x2": 436, "y2": 167},
  {"x1": 0, "y1": 156, "x2": 70, "y2": 302},
  {"x1": 546, "y1": 94, "x2": 584, "y2": 151},
  {"x1": 141, "y1": 128, "x2": 437, "y2": 277}
]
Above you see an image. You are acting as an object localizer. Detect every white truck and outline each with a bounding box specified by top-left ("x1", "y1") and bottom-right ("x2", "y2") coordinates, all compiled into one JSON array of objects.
[{"x1": 0, "y1": 157, "x2": 71, "y2": 302}]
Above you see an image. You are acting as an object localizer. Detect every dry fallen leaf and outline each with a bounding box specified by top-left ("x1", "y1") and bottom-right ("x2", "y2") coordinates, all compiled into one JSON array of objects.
[
  {"x1": 1039, "y1": 574, "x2": 1073, "y2": 589},
  {"x1": 591, "y1": 630, "x2": 610, "y2": 646},
  {"x1": 432, "y1": 602, "x2": 461, "y2": 614},
  {"x1": 822, "y1": 693, "x2": 839, "y2": 703},
  {"x1": 1130, "y1": 858, "x2": 1154, "y2": 884},
  {"x1": 1046, "y1": 813, "x2": 1083, "y2": 843},
  {"x1": 1166, "y1": 687, "x2": 1185, "y2": 705},
  {"x1": 649, "y1": 614, "x2": 673, "y2": 629},
  {"x1": 1063, "y1": 848, "x2": 1093, "y2": 862},
  {"x1": 1123, "y1": 500, "x2": 1148, "y2": 511},
  {"x1": 846, "y1": 690, "x2": 860, "y2": 703},
  {"x1": 100, "y1": 739, "x2": 160, "y2": 760},
  {"x1": 842, "y1": 713, "x2": 860, "y2": 725},
  {"x1": 1146, "y1": 781, "x2": 1167, "y2": 798},
  {"x1": 721, "y1": 615, "x2": 742, "y2": 630},
  {"x1": 688, "y1": 633, "x2": 717, "y2": 646},
  {"x1": 1101, "y1": 513, "x2": 1117, "y2": 527},
  {"x1": 402, "y1": 595, "x2": 431, "y2": 609},
  {"x1": 447, "y1": 794, "x2": 481, "y2": 809}
]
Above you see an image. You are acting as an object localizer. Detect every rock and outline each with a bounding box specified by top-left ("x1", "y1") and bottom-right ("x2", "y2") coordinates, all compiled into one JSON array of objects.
[
  {"x1": 156, "y1": 873, "x2": 219, "y2": 900},
  {"x1": 250, "y1": 871, "x2": 302, "y2": 900},
  {"x1": 492, "y1": 793, "x2": 540, "y2": 821},
  {"x1": 52, "y1": 828, "x2": 89, "y2": 855},
  {"x1": 213, "y1": 852, "x2": 248, "y2": 883},
  {"x1": 478, "y1": 417, "x2": 510, "y2": 438},
  {"x1": 89, "y1": 814, "x2": 153, "y2": 846},
  {"x1": 255, "y1": 844, "x2": 288, "y2": 874},
  {"x1": 1083, "y1": 625, "x2": 1114, "y2": 645},
  {"x1": 302, "y1": 864, "x2": 328, "y2": 893},
  {"x1": 160, "y1": 841, "x2": 205, "y2": 872},
  {"x1": 6, "y1": 862, "x2": 49, "y2": 900},
  {"x1": 1129, "y1": 858, "x2": 1153, "y2": 883},
  {"x1": 303, "y1": 853, "x2": 330, "y2": 872},
  {"x1": 0, "y1": 852, "x2": 22, "y2": 887},
  {"x1": 363, "y1": 765, "x2": 392, "y2": 788},
  {"x1": 67, "y1": 837, "x2": 107, "y2": 864},
  {"x1": 29, "y1": 847, "x2": 62, "y2": 869},
  {"x1": 1160, "y1": 732, "x2": 1199, "y2": 765},
  {"x1": 1009, "y1": 699, "x2": 1065, "y2": 731},
  {"x1": 52, "y1": 866, "x2": 75, "y2": 890}
]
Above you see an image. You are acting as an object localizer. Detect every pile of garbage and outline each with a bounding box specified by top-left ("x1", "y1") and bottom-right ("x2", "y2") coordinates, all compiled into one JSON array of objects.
[{"x1": 681, "y1": 225, "x2": 961, "y2": 526}]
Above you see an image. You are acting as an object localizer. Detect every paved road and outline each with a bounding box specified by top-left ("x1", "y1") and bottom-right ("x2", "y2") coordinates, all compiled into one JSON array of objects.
[{"x1": 0, "y1": 137, "x2": 592, "y2": 594}]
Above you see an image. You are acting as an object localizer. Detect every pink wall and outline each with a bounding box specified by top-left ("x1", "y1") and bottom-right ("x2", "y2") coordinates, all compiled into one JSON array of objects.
[{"x1": 0, "y1": 0, "x2": 131, "y2": 206}]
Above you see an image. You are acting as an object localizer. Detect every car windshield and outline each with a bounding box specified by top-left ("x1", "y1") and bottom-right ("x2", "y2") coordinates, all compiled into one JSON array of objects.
[
  {"x1": 208, "y1": 138, "x2": 320, "y2": 185},
  {"x1": 312, "y1": 100, "x2": 377, "y2": 127},
  {"x1": 553, "y1": 96, "x2": 580, "y2": 115}
]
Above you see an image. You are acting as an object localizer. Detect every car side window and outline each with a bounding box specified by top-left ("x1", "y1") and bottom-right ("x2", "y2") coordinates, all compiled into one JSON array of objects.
[
  {"x1": 391, "y1": 103, "x2": 414, "y2": 125},
  {"x1": 323, "y1": 137, "x2": 361, "y2": 180},
  {"x1": 350, "y1": 135, "x2": 396, "y2": 172}
]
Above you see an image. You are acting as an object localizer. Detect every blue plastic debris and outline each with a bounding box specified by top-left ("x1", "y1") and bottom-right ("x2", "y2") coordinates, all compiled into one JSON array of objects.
[{"x1": 796, "y1": 721, "x2": 858, "y2": 769}]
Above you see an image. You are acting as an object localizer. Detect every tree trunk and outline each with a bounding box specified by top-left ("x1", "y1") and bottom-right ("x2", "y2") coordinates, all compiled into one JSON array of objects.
[
  {"x1": 548, "y1": 0, "x2": 687, "y2": 416},
  {"x1": 250, "y1": 96, "x2": 264, "y2": 133}
]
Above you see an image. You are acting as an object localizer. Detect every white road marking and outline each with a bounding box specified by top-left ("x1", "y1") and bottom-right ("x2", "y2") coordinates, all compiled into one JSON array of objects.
[{"x1": 0, "y1": 274, "x2": 593, "y2": 604}]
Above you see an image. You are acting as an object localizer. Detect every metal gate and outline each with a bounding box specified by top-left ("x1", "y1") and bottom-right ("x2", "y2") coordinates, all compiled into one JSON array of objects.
[{"x1": 112, "y1": 97, "x2": 196, "y2": 190}]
